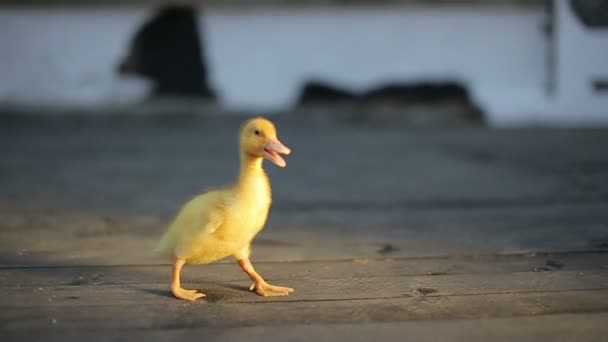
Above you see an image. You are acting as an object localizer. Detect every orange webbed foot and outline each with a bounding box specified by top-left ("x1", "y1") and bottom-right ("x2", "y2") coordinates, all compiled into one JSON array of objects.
[
  {"x1": 249, "y1": 281, "x2": 294, "y2": 297},
  {"x1": 171, "y1": 286, "x2": 206, "y2": 301}
]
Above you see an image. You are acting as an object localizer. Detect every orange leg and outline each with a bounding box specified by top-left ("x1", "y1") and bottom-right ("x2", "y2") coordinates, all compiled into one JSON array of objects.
[
  {"x1": 239, "y1": 258, "x2": 294, "y2": 297},
  {"x1": 171, "y1": 257, "x2": 205, "y2": 301}
]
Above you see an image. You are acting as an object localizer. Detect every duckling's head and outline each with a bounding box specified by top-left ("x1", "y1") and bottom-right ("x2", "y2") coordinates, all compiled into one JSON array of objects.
[{"x1": 240, "y1": 117, "x2": 291, "y2": 168}]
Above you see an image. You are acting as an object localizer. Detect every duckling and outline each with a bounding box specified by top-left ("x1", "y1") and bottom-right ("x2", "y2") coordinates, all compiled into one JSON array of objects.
[{"x1": 156, "y1": 117, "x2": 294, "y2": 301}]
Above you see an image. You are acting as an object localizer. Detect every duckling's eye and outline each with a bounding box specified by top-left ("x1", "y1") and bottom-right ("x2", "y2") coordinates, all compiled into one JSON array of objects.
[{"x1": 254, "y1": 130, "x2": 261, "y2": 136}]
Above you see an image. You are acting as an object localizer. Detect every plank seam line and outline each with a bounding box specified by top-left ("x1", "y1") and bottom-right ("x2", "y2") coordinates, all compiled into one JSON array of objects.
[
  {"x1": 1, "y1": 249, "x2": 607, "y2": 269},
  {"x1": 3, "y1": 269, "x2": 607, "y2": 288},
  {"x1": 1, "y1": 287, "x2": 607, "y2": 308}
]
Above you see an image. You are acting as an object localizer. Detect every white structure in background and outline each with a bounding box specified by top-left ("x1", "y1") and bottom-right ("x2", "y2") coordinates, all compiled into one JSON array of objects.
[
  {"x1": 549, "y1": 0, "x2": 608, "y2": 125},
  {"x1": 480, "y1": 0, "x2": 608, "y2": 126},
  {"x1": 0, "y1": 1, "x2": 605, "y2": 126}
]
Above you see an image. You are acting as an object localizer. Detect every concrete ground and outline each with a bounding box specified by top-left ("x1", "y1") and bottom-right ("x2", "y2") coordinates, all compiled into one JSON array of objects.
[{"x1": 1, "y1": 115, "x2": 607, "y2": 341}]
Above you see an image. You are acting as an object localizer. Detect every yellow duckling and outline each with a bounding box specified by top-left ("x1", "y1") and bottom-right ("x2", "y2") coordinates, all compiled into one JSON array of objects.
[{"x1": 156, "y1": 117, "x2": 294, "y2": 301}]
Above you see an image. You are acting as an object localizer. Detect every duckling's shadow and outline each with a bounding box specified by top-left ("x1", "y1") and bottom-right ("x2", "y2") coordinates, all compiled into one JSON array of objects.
[
  {"x1": 138, "y1": 283, "x2": 249, "y2": 302},
  {"x1": 140, "y1": 288, "x2": 174, "y2": 299}
]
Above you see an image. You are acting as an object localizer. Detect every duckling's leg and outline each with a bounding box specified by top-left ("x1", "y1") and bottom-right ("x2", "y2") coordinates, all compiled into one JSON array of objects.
[
  {"x1": 238, "y1": 258, "x2": 294, "y2": 297},
  {"x1": 171, "y1": 257, "x2": 205, "y2": 301}
]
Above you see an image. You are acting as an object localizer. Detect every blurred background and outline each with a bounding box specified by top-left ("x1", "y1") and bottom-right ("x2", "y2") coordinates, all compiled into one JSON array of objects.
[
  {"x1": 2, "y1": 2, "x2": 608, "y2": 338},
  {"x1": 0, "y1": 0, "x2": 607, "y2": 263},
  {"x1": 0, "y1": 0, "x2": 606, "y2": 126}
]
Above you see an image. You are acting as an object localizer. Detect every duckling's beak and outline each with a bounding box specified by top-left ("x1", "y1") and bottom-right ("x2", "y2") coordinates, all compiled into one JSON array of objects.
[{"x1": 263, "y1": 138, "x2": 291, "y2": 168}]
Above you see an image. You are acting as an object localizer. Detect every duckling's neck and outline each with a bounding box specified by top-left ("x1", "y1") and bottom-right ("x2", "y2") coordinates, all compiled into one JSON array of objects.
[{"x1": 237, "y1": 154, "x2": 270, "y2": 197}]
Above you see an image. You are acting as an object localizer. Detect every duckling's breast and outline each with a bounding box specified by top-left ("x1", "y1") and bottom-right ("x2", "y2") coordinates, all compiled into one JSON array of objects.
[
  {"x1": 199, "y1": 169, "x2": 272, "y2": 260},
  {"x1": 218, "y1": 192, "x2": 271, "y2": 244}
]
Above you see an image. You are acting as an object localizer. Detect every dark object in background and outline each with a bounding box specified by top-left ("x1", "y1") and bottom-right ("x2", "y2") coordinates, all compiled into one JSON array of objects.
[
  {"x1": 118, "y1": 5, "x2": 216, "y2": 98},
  {"x1": 294, "y1": 80, "x2": 484, "y2": 124},
  {"x1": 296, "y1": 81, "x2": 357, "y2": 105},
  {"x1": 570, "y1": 0, "x2": 608, "y2": 28},
  {"x1": 361, "y1": 82, "x2": 469, "y2": 104},
  {"x1": 358, "y1": 82, "x2": 484, "y2": 124}
]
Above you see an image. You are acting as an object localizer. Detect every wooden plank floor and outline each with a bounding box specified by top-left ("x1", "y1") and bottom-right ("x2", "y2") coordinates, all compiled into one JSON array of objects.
[
  {"x1": 1, "y1": 119, "x2": 607, "y2": 341},
  {"x1": 1, "y1": 253, "x2": 608, "y2": 340}
]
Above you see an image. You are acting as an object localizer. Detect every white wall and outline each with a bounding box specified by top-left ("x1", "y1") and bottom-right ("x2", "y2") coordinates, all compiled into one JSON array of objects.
[
  {"x1": 0, "y1": 7, "x2": 153, "y2": 107},
  {"x1": 204, "y1": 7, "x2": 547, "y2": 114},
  {"x1": 545, "y1": 0, "x2": 608, "y2": 125},
  {"x1": 0, "y1": 4, "x2": 604, "y2": 126}
]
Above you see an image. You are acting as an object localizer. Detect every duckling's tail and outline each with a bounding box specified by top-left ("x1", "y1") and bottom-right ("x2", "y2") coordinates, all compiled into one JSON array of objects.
[{"x1": 154, "y1": 229, "x2": 178, "y2": 257}]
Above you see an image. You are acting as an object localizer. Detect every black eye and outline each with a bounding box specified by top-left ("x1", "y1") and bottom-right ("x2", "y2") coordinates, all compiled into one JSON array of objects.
[{"x1": 254, "y1": 130, "x2": 261, "y2": 136}]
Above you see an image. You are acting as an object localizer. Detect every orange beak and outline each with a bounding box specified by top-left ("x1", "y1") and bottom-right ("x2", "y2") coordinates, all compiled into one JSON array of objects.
[{"x1": 263, "y1": 138, "x2": 291, "y2": 167}]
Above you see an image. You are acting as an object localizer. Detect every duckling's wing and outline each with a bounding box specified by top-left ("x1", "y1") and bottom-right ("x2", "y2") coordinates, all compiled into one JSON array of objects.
[{"x1": 156, "y1": 191, "x2": 227, "y2": 257}]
